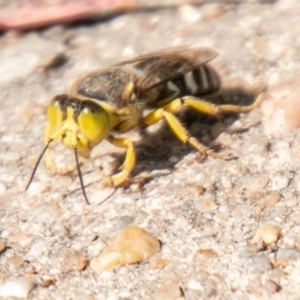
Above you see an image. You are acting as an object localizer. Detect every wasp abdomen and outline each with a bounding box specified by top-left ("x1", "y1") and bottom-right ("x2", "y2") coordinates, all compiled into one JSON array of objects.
[{"x1": 171, "y1": 65, "x2": 220, "y2": 97}]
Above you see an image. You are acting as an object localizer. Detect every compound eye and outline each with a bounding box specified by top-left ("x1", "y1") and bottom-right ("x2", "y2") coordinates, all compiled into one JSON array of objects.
[
  {"x1": 47, "y1": 98, "x2": 63, "y2": 129},
  {"x1": 78, "y1": 103, "x2": 111, "y2": 144}
]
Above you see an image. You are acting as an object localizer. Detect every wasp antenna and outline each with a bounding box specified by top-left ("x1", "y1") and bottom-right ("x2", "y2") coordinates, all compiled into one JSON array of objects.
[
  {"x1": 26, "y1": 139, "x2": 53, "y2": 191},
  {"x1": 74, "y1": 148, "x2": 90, "y2": 205}
]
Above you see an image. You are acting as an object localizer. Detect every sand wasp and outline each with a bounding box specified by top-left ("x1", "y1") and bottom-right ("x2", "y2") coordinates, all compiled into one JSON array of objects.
[{"x1": 26, "y1": 47, "x2": 263, "y2": 204}]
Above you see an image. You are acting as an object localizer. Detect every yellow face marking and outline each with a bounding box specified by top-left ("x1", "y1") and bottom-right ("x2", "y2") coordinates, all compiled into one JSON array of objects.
[{"x1": 46, "y1": 99, "x2": 111, "y2": 158}]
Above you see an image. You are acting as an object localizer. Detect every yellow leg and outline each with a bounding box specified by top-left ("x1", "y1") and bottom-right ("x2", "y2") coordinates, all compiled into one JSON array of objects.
[
  {"x1": 162, "y1": 92, "x2": 264, "y2": 118},
  {"x1": 107, "y1": 135, "x2": 136, "y2": 186},
  {"x1": 143, "y1": 108, "x2": 214, "y2": 157},
  {"x1": 143, "y1": 92, "x2": 264, "y2": 157},
  {"x1": 43, "y1": 123, "x2": 76, "y2": 175}
]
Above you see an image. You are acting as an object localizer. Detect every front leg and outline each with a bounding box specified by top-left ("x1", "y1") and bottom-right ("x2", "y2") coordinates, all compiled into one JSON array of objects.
[{"x1": 107, "y1": 135, "x2": 136, "y2": 186}]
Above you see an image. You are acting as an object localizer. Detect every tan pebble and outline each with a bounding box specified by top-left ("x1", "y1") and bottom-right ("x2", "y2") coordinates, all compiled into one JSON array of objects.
[
  {"x1": 221, "y1": 177, "x2": 232, "y2": 189},
  {"x1": 251, "y1": 225, "x2": 281, "y2": 246},
  {"x1": 186, "y1": 183, "x2": 205, "y2": 195},
  {"x1": 25, "y1": 267, "x2": 36, "y2": 275},
  {"x1": 150, "y1": 256, "x2": 171, "y2": 269},
  {"x1": 197, "y1": 248, "x2": 218, "y2": 259},
  {"x1": 9, "y1": 232, "x2": 32, "y2": 248},
  {"x1": 71, "y1": 291, "x2": 95, "y2": 300},
  {"x1": 173, "y1": 215, "x2": 189, "y2": 229},
  {"x1": 154, "y1": 282, "x2": 183, "y2": 300},
  {"x1": 286, "y1": 197, "x2": 298, "y2": 207},
  {"x1": 231, "y1": 203, "x2": 250, "y2": 218},
  {"x1": 194, "y1": 198, "x2": 217, "y2": 213},
  {"x1": 5, "y1": 256, "x2": 24, "y2": 270},
  {"x1": 0, "y1": 240, "x2": 5, "y2": 253},
  {"x1": 263, "y1": 280, "x2": 281, "y2": 293},
  {"x1": 90, "y1": 226, "x2": 160, "y2": 273},
  {"x1": 255, "y1": 190, "x2": 281, "y2": 208},
  {"x1": 261, "y1": 77, "x2": 300, "y2": 137},
  {"x1": 0, "y1": 277, "x2": 34, "y2": 298},
  {"x1": 64, "y1": 253, "x2": 88, "y2": 272},
  {"x1": 271, "y1": 175, "x2": 289, "y2": 189},
  {"x1": 39, "y1": 277, "x2": 57, "y2": 288},
  {"x1": 213, "y1": 211, "x2": 229, "y2": 223},
  {"x1": 244, "y1": 175, "x2": 269, "y2": 192}
]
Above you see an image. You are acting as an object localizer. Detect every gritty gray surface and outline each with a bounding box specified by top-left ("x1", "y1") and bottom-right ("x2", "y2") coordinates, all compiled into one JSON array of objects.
[{"x1": 1, "y1": 0, "x2": 300, "y2": 299}]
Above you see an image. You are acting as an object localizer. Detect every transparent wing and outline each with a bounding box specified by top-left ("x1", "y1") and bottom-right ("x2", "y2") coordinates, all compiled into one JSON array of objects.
[{"x1": 115, "y1": 47, "x2": 218, "y2": 92}]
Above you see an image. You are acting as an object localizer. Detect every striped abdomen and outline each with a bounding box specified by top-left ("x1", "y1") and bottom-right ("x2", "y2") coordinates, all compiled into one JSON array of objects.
[{"x1": 169, "y1": 64, "x2": 220, "y2": 97}]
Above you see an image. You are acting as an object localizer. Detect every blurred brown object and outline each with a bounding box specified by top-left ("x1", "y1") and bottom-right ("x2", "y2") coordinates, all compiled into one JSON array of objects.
[
  {"x1": 0, "y1": 0, "x2": 136, "y2": 31},
  {"x1": 0, "y1": 0, "x2": 277, "y2": 31}
]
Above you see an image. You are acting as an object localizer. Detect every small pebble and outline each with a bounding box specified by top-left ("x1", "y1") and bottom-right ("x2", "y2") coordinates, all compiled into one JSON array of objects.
[
  {"x1": 251, "y1": 225, "x2": 281, "y2": 246},
  {"x1": 275, "y1": 248, "x2": 300, "y2": 267},
  {"x1": 39, "y1": 277, "x2": 56, "y2": 288},
  {"x1": 150, "y1": 256, "x2": 171, "y2": 269},
  {"x1": 154, "y1": 282, "x2": 182, "y2": 300},
  {"x1": 173, "y1": 215, "x2": 189, "y2": 229},
  {"x1": 63, "y1": 253, "x2": 88, "y2": 272},
  {"x1": 286, "y1": 197, "x2": 298, "y2": 207},
  {"x1": 255, "y1": 190, "x2": 281, "y2": 208},
  {"x1": 263, "y1": 280, "x2": 281, "y2": 293},
  {"x1": 90, "y1": 226, "x2": 160, "y2": 273},
  {"x1": 197, "y1": 248, "x2": 218, "y2": 258},
  {"x1": 9, "y1": 232, "x2": 32, "y2": 248},
  {"x1": 243, "y1": 175, "x2": 269, "y2": 192},
  {"x1": 245, "y1": 255, "x2": 272, "y2": 273},
  {"x1": 231, "y1": 204, "x2": 251, "y2": 218},
  {"x1": 0, "y1": 277, "x2": 34, "y2": 298},
  {"x1": 5, "y1": 256, "x2": 24, "y2": 271},
  {"x1": 271, "y1": 175, "x2": 289, "y2": 190},
  {"x1": 194, "y1": 198, "x2": 217, "y2": 213},
  {"x1": 221, "y1": 177, "x2": 232, "y2": 189}
]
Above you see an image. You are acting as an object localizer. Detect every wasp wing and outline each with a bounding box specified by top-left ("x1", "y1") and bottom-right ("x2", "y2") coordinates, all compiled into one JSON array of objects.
[{"x1": 115, "y1": 47, "x2": 218, "y2": 92}]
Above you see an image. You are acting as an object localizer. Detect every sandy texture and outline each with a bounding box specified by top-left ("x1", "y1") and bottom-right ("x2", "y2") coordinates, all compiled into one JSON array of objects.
[{"x1": 1, "y1": 0, "x2": 300, "y2": 299}]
